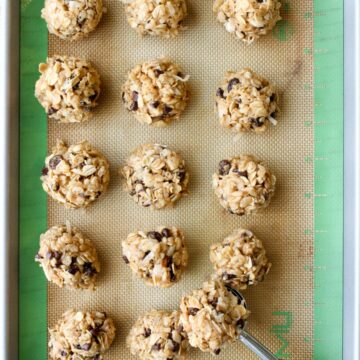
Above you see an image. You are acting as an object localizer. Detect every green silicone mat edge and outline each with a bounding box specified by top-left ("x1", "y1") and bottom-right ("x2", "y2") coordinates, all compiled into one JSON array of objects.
[
  {"x1": 19, "y1": 1, "x2": 48, "y2": 359},
  {"x1": 313, "y1": 0, "x2": 344, "y2": 359},
  {"x1": 18, "y1": 1, "x2": 345, "y2": 359}
]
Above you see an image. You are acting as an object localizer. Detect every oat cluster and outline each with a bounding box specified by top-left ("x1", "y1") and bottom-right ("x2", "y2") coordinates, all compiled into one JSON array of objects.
[
  {"x1": 35, "y1": 56, "x2": 101, "y2": 123},
  {"x1": 122, "y1": 58, "x2": 190, "y2": 126},
  {"x1": 121, "y1": 143, "x2": 189, "y2": 209},
  {"x1": 127, "y1": 310, "x2": 189, "y2": 359},
  {"x1": 122, "y1": 227, "x2": 188, "y2": 287},
  {"x1": 41, "y1": 140, "x2": 110, "y2": 209},
  {"x1": 210, "y1": 228, "x2": 272, "y2": 290},
  {"x1": 48, "y1": 309, "x2": 116, "y2": 360},
  {"x1": 213, "y1": 0, "x2": 282, "y2": 44},
  {"x1": 41, "y1": 0, "x2": 103, "y2": 41},
  {"x1": 179, "y1": 279, "x2": 249, "y2": 355},
  {"x1": 35, "y1": 224, "x2": 100, "y2": 290},
  {"x1": 123, "y1": 0, "x2": 187, "y2": 38},
  {"x1": 215, "y1": 68, "x2": 279, "y2": 133},
  {"x1": 212, "y1": 155, "x2": 276, "y2": 216}
]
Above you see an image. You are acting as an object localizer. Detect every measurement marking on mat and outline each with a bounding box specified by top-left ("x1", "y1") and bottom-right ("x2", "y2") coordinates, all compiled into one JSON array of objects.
[{"x1": 271, "y1": 312, "x2": 293, "y2": 359}]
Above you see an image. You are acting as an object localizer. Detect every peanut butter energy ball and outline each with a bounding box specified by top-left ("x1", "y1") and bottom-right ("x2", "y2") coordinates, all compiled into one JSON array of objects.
[
  {"x1": 122, "y1": 58, "x2": 190, "y2": 126},
  {"x1": 35, "y1": 56, "x2": 101, "y2": 123},
  {"x1": 48, "y1": 309, "x2": 116, "y2": 359},
  {"x1": 41, "y1": 140, "x2": 110, "y2": 209},
  {"x1": 35, "y1": 223, "x2": 100, "y2": 290},
  {"x1": 123, "y1": 0, "x2": 187, "y2": 38},
  {"x1": 215, "y1": 68, "x2": 279, "y2": 133},
  {"x1": 179, "y1": 279, "x2": 249, "y2": 355},
  {"x1": 212, "y1": 155, "x2": 276, "y2": 215},
  {"x1": 42, "y1": 0, "x2": 103, "y2": 41},
  {"x1": 213, "y1": 0, "x2": 281, "y2": 44},
  {"x1": 210, "y1": 228, "x2": 271, "y2": 290},
  {"x1": 127, "y1": 310, "x2": 189, "y2": 359},
  {"x1": 121, "y1": 144, "x2": 189, "y2": 209},
  {"x1": 122, "y1": 226, "x2": 188, "y2": 287}
]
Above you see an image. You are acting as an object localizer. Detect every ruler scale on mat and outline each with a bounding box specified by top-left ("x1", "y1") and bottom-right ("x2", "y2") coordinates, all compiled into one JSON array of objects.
[{"x1": 19, "y1": 1, "x2": 344, "y2": 359}]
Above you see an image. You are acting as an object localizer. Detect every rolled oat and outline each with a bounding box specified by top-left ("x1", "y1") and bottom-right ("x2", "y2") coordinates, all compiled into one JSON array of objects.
[
  {"x1": 215, "y1": 68, "x2": 279, "y2": 133},
  {"x1": 48, "y1": 309, "x2": 116, "y2": 359},
  {"x1": 122, "y1": 58, "x2": 190, "y2": 126},
  {"x1": 121, "y1": 143, "x2": 189, "y2": 209},
  {"x1": 41, "y1": 140, "x2": 110, "y2": 209},
  {"x1": 179, "y1": 279, "x2": 249, "y2": 355},
  {"x1": 35, "y1": 223, "x2": 100, "y2": 290},
  {"x1": 122, "y1": 226, "x2": 188, "y2": 288},
  {"x1": 210, "y1": 228, "x2": 271, "y2": 290},
  {"x1": 127, "y1": 309, "x2": 189, "y2": 359},
  {"x1": 42, "y1": 0, "x2": 103, "y2": 41},
  {"x1": 212, "y1": 155, "x2": 276, "y2": 216},
  {"x1": 123, "y1": 0, "x2": 187, "y2": 38},
  {"x1": 213, "y1": 0, "x2": 281, "y2": 44},
  {"x1": 35, "y1": 56, "x2": 101, "y2": 124}
]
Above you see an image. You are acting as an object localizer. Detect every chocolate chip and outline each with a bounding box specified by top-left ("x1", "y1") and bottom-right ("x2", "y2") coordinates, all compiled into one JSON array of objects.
[
  {"x1": 89, "y1": 92, "x2": 98, "y2": 102},
  {"x1": 214, "y1": 348, "x2": 221, "y2": 355},
  {"x1": 75, "y1": 345, "x2": 82, "y2": 350},
  {"x1": 234, "y1": 169, "x2": 247, "y2": 177},
  {"x1": 130, "y1": 101, "x2": 138, "y2": 111},
  {"x1": 60, "y1": 350, "x2": 67, "y2": 356},
  {"x1": 161, "y1": 228, "x2": 171, "y2": 238},
  {"x1": 143, "y1": 251, "x2": 150, "y2": 258},
  {"x1": 41, "y1": 167, "x2": 49, "y2": 176},
  {"x1": 154, "y1": 69, "x2": 164, "y2": 77},
  {"x1": 151, "y1": 342, "x2": 162, "y2": 351},
  {"x1": 93, "y1": 355, "x2": 100, "y2": 360},
  {"x1": 177, "y1": 72, "x2": 184, "y2": 78},
  {"x1": 144, "y1": 328, "x2": 151, "y2": 338},
  {"x1": 270, "y1": 112, "x2": 277, "y2": 119},
  {"x1": 47, "y1": 107, "x2": 58, "y2": 115},
  {"x1": 172, "y1": 342, "x2": 180, "y2": 352},
  {"x1": 121, "y1": 92, "x2": 125, "y2": 102},
  {"x1": 178, "y1": 170, "x2": 186, "y2": 183},
  {"x1": 147, "y1": 231, "x2": 162, "y2": 242},
  {"x1": 188, "y1": 308, "x2": 199, "y2": 316},
  {"x1": 216, "y1": 88, "x2": 225, "y2": 98},
  {"x1": 163, "y1": 105, "x2": 172, "y2": 115},
  {"x1": 49, "y1": 155, "x2": 62, "y2": 170},
  {"x1": 237, "y1": 318, "x2": 245, "y2": 329},
  {"x1": 227, "y1": 78, "x2": 240, "y2": 92},
  {"x1": 270, "y1": 94, "x2": 276, "y2": 102},
  {"x1": 81, "y1": 343, "x2": 91, "y2": 351},
  {"x1": 218, "y1": 160, "x2": 231, "y2": 175},
  {"x1": 151, "y1": 101, "x2": 160, "y2": 108},
  {"x1": 72, "y1": 82, "x2": 80, "y2": 91},
  {"x1": 223, "y1": 273, "x2": 237, "y2": 280},
  {"x1": 53, "y1": 251, "x2": 61, "y2": 260},
  {"x1": 90, "y1": 327, "x2": 99, "y2": 338},
  {"x1": 68, "y1": 265, "x2": 78, "y2": 275},
  {"x1": 123, "y1": 256, "x2": 129, "y2": 264},
  {"x1": 169, "y1": 268, "x2": 176, "y2": 282},
  {"x1": 210, "y1": 298, "x2": 218, "y2": 307},
  {"x1": 83, "y1": 262, "x2": 96, "y2": 276},
  {"x1": 250, "y1": 117, "x2": 264, "y2": 127}
]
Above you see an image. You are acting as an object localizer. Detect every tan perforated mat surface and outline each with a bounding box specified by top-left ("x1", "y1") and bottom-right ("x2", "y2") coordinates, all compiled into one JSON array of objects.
[{"x1": 47, "y1": 1, "x2": 314, "y2": 358}]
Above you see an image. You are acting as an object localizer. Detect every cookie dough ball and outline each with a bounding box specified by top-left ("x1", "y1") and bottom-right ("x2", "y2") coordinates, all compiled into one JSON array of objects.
[
  {"x1": 212, "y1": 155, "x2": 276, "y2": 216},
  {"x1": 215, "y1": 68, "x2": 279, "y2": 133},
  {"x1": 122, "y1": 227, "x2": 188, "y2": 288},
  {"x1": 48, "y1": 309, "x2": 116, "y2": 359},
  {"x1": 122, "y1": 58, "x2": 190, "y2": 126},
  {"x1": 179, "y1": 279, "x2": 249, "y2": 355},
  {"x1": 41, "y1": 140, "x2": 110, "y2": 209},
  {"x1": 35, "y1": 223, "x2": 100, "y2": 290},
  {"x1": 123, "y1": 0, "x2": 187, "y2": 38},
  {"x1": 35, "y1": 56, "x2": 101, "y2": 123},
  {"x1": 127, "y1": 310, "x2": 189, "y2": 359},
  {"x1": 210, "y1": 229, "x2": 271, "y2": 290},
  {"x1": 41, "y1": 0, "x2": 103, "y2": 41},
  {"x1": 121, "y1": 144, "x2": 189, "y2": 209},
  {"x1": 213, "y1": 0, "x2": 281, "y2": 44}
]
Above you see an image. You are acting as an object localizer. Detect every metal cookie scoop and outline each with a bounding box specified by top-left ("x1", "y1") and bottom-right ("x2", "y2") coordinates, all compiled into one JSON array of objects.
[{"x1": 226, "y1": 286, "x2": 278, "y2": 360}]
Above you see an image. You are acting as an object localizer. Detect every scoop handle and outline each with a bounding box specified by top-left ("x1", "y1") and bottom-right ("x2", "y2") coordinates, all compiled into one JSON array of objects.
[{"x1": 239, "y1": 329, "x2": 278, "y2": 360}]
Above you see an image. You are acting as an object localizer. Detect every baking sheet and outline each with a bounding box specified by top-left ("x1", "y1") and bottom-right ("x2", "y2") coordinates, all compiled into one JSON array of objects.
[{"x1": 46, "y1": 1, "x2": 314, "y2": 358}]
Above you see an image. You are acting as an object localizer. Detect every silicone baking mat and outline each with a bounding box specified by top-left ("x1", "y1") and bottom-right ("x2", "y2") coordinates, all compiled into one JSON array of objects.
[{"x1": 19, "y1": 0, "x2": 344, "y2": 359}]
